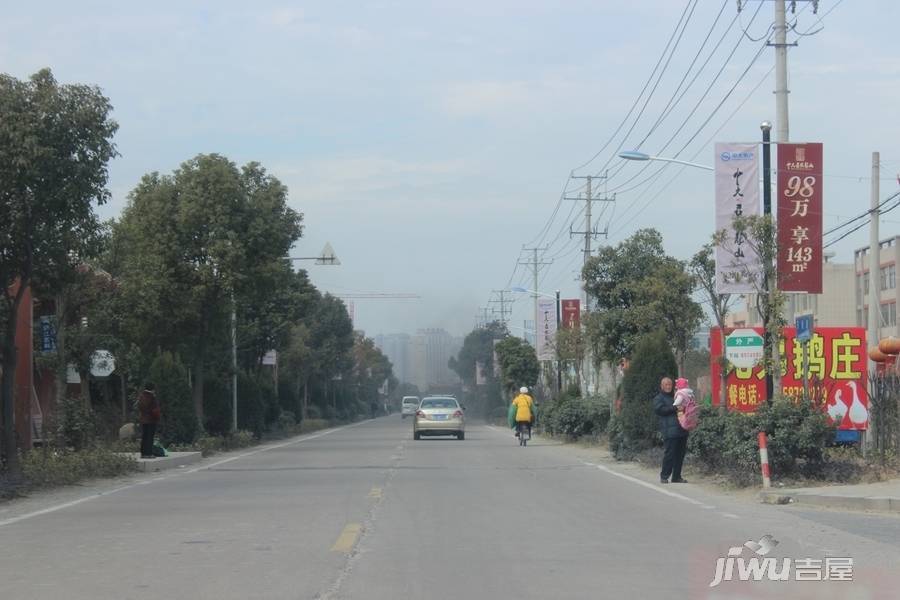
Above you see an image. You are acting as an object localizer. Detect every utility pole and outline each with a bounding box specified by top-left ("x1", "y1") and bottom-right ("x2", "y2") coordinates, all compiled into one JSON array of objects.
[
  {"x1": 740, "y1": 0, "x2": 819, "y2": 325},
  {"x1": 489, "y1": 290, "x2": 513, "y2": 327},
  {"x1": 867, "y1": 152, "x2": 881, "y2": 454},
  {"x1": 519, "y1": 246, "x2": 552, "y2": 346},
  {"x1": 567, "y1": 172, "x2": 614, "y2": 395}
]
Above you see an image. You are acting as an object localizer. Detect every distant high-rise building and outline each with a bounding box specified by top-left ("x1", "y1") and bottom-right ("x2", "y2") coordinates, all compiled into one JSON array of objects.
[
  {"x1": 409, "y1": 328, "x2": 462, "y2": 391},
  {"x1": 374, "y1": 333, "x2": 411, "y2": 384}
]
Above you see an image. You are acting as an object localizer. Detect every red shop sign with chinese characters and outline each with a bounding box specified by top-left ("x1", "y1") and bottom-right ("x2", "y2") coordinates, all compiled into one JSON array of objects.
[
  {"x1": 710, "y1": 326, "x2": 868, "y2": 430},
  {"x1": 777, "y1": 143, "x2": 823, "y2": 293},
  {"x1": 561, "y1": 299, "x2": 580, "y2": 329}
]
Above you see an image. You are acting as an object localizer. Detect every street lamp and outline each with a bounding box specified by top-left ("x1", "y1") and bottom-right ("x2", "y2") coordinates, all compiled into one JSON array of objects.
[
  {"x1": 511, "y1": 286, "x2": 562, "y2": 394},
  {"x1": 618, "y1": 150, "x2": 714, "y2": 171},
  {"x1": 622, "y1": 128, "x2": 777, "y2": 402}
]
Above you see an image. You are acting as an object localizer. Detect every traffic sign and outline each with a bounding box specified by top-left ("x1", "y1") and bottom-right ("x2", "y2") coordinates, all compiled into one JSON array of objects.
[
  {"x1": 725, "y1": 328, "x2": 764, "y2": 369},
  {"x1": 90, "y1": 350, "x2": 116, "y2": 378},
  {"x1": 796, "y1": 314, "x2": 814, "y2": 343}
]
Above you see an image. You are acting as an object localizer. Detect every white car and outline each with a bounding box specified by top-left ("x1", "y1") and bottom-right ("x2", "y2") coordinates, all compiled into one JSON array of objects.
[{"x1": 401, "y1": 396, "x2": 420, "y2": 419}]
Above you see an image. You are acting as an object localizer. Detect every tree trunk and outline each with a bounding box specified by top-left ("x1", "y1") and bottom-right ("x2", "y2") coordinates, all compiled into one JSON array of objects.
[
  {"x1": 54, "y1": 295, "x2": 68, "y2": 410},
  {"x1": 192, "y1": 353, "x2": 206, "y2": 427},
  {"x1": 80, "y1": 370, "x2": 92, "y2": 410},
  {"x1": 302, "y1": 377, "x2": 309, "y2": 421},
  {"x1": 120, "y1": 373, "x2": 128, "y2": 422},
  {"x1": 1, "y1": 290, "x2": 26, "y2": 478}
]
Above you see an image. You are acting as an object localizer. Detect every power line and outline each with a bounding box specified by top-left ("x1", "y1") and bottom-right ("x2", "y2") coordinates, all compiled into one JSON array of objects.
[
  {"x1": 570, "y1": 0, "x2": 698, "y2": 174},
  {"x1": 823, "y1": 190, "x2": 900, "y2": 237}
]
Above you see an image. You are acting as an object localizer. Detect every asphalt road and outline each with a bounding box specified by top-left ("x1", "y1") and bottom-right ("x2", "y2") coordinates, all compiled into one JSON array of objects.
[{"x1": 2, "y1": 417, "x2": 899, "y2": 599}]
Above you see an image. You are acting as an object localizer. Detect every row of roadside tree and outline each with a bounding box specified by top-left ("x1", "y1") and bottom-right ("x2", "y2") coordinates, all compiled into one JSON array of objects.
[{"x1": 0, "y1": 69, "x2": 397, "y2": 479}]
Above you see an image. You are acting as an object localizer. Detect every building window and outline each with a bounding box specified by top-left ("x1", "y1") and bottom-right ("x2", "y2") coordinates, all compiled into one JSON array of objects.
[
  {"x1": 881, "y1": 264, "x2": 897, "y2": 291},
  {"x1": 881, "y1": 303, "x2": 897, "y2": 327}
]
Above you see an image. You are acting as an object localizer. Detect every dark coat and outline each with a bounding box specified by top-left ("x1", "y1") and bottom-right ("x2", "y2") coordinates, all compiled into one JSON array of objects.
[
  {"x1": 138, "y1": 390, "x2": 161, "y2": 425},
  {"x1": 654, "y1": 391, "x2": 687, "y2": 439}
]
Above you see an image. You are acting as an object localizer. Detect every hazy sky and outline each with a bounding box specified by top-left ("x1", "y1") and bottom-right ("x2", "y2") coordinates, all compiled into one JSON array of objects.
[{"x1": 3, "y1": 1, "x2": 898, "y2": 337}]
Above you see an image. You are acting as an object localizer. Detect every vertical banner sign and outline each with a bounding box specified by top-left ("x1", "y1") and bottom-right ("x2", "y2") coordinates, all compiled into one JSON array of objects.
[
  {"x1": 561, "y1": 299, "x2": 581, "y2": 329},
  {"x1": 536, "y1": 297, "x2": 557, "y2": 361},
  {"x1": 777, "y1": 143, "x2": 823, "y2": 293},
  {"x1": 715, "y1": 143, "x2": 762, "y2": 293}
]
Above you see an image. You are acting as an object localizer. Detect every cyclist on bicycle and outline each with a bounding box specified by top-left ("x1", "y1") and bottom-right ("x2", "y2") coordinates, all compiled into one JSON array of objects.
[{"x1": 511, "y1": 386, "x2": 534, "y2": 439}]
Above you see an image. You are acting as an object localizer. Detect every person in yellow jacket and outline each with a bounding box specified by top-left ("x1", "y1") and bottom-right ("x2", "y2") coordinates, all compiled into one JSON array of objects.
[{"x1": 511, "y1": 386, "x2": 534, "y2": 439}]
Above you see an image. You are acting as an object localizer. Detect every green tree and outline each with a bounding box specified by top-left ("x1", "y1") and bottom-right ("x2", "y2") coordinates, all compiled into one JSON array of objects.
[
  {"x1": 619, "y1": 331, "x2": 678, "y2": 452},
  {"x1": 0, "y1": 69, "x2": 118, "y2": 475},
  {"x1": 728, "y1": 214, "x2": 787, "y2": 397},
  {"x1": 148, "y1": 352, "x2": 197, "y2": 445},
  {"x1": 689, "y1": 243, "x2": 733, "y2": 411},
  {"x1": 111, "y1": 155, "x2": 302, "y2": 426},
  {"x1": 494, "y1": 336, "x2": 540, "y2": 395},
  {"x1": 582, "y1": 229, "x2": 702, "y2": 369},
  {"x1": 448, "y1": 321, "x2": 507, "y2": 386},
  {"x1": 555, "y1": 324, "x2": 586, "y2": 391}
]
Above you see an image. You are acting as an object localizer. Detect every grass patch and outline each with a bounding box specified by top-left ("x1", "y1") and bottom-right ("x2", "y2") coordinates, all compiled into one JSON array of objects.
[{"x1": 21, "y1": 447, "x2": 138, "y2": 489}]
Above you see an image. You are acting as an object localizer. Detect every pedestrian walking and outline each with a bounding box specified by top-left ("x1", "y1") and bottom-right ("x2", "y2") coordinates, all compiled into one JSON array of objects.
[
  {"x1": 137, "y1": 382, "x2": 161, "y2": 459},
  {"x1": 654, "y1": 377, "x2": 688, "y2": 484}
]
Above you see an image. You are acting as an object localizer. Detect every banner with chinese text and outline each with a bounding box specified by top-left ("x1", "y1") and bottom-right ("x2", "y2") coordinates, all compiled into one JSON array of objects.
[
  {"x1": 715, "y1": 143, "x2": 762, "y2": 293},
  {"x1": 536, "y1": 297, "x2": 557, "y2": 361},
  {"x1": 561, "y1": 299, "x2": 580, "y2": 329},
  {"x1": 777, "y1": 143, "x2": 823, "y2": 293},
  {"x1": 710, "y1": 326, "x2": 868, "y2": 430}
]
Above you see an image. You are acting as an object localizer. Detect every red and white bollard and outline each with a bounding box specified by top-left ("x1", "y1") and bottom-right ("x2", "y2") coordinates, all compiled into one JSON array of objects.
[{"x1": 758, "y1": 431, "x2": 771, "y2": 488}]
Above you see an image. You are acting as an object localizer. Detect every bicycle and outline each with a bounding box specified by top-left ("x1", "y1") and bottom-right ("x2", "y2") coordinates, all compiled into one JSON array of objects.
[{"x1": 516, "y1": 421, "x2": 531, "y2": 446}]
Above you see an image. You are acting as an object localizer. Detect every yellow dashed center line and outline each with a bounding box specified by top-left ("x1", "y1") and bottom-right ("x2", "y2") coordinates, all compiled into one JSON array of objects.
[
  {"x1": 368, "y1": 487, "x2": 383, "y2": 499},
  {"x1": 330, "y1": 523, "x2": 362, "y2": 553}
]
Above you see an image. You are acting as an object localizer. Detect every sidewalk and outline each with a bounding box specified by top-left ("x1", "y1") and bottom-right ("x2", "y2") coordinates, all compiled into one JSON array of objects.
[
  {"x1": 118, "y1": 451, "x2": 202, "y2": 473},
  {"x1": 759, "y1": 478, "x2": 900, "y2": 513}
]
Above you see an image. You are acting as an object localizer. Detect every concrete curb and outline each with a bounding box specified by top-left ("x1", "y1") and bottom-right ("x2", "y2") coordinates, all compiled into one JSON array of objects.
[
  {"x1": 759, "y1": 490, "x2": 900, "y2": 513},
  {"x1": 118, "y1": 452, "x2": 203, "y2": 473}
]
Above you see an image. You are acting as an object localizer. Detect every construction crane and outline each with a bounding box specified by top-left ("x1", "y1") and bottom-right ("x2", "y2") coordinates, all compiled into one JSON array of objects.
[{"x1": 331, "y1": 293, "x2": 420, "y2": 325}]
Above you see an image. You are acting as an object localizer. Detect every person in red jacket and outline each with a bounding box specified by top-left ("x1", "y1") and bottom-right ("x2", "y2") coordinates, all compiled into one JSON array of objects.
[{"x1": 137, "y1": 382, "x2": 161, "y2": 458}]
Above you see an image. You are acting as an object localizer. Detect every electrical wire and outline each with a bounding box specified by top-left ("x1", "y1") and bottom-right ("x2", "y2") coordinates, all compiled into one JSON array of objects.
[{"x1": 570, "y1": 0, "x2": 698, "y2": 175}]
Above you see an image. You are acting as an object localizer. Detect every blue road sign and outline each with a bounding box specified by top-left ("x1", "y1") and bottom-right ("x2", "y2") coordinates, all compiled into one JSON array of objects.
[{"x1": 796, "y1": 314, "x2": 814, "y2": 343}]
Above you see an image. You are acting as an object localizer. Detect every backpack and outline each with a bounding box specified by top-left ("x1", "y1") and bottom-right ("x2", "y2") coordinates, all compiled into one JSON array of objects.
[{"x1": 676, "y1": 390, "x2": 700, "y2": 431}]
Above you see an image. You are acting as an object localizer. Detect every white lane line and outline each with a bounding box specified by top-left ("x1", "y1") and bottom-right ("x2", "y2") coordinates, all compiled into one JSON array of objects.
[
  {"x1": 579, "y1": 460, "x2": 715, "y2": 509},
  {"x1": 0, "y1": 421, "x2": 367, "y2": 528},
  {"x1": 486, "y1": 424, "x2": 711, "y2": 508},
  {"x1": 722, "y1": 513, "x2": 741, "y2": 519}
]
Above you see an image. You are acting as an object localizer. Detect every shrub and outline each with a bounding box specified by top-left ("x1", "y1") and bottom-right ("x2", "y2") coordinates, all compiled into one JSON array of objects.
[
  {"x1": 299, "y1": 419, "x2": 330, "y2": 434},
  {"x1": 202, "y1": 375, "x2": 233, "y2": 436},
  {"x1": 687, "y1": 408, "x2": 761, "y2": 486},
  {"x1": 620, "y1": 331, "x2": 678, "y2": 452},
  {"x1": 22, "y1": 447, "x2": 137, "y2": 488},
  {"x1": 688, "y1": 399, "x2": 836, "y2": 486},
  {"x1": 149, "y1": 352, "x2": 197, "y2": 445},
  {"x1": 757, "y1": 397, "x2": 835, "y2": 476},
  {"x1": 542, "y1": 394, "x2": 610, "y2": 440},
  {"x1": 56, "y1": 396, "x2": 97, "y2": 450},
  {"x1": 226, "y1": 430, "x2": 256, "y2": 449}
]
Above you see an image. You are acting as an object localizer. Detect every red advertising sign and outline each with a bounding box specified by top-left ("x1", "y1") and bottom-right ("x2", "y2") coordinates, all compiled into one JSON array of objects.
[
  {"x1": 777, "y1": 143, "x2": 823, "y2": 293},
  {"x1": 710, "y1": 326, "x2": 868, "y2": 430},
  {"x1": 561, "y1": 299, "x2": 580, "y2": 329}
]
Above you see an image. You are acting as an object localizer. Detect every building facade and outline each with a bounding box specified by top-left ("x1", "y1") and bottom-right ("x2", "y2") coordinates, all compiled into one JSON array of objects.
[
  {"x1": 725, "y1": 255, "x2": 857, "y2": 329},
  {"x1": 854, "y1": 235, "x2": 900, "y2": 339}
]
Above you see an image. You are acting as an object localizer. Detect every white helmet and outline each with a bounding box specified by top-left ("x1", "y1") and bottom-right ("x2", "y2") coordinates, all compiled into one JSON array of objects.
[{"x1": 519, "y1": 386, "x2": 529, "y2": 394}]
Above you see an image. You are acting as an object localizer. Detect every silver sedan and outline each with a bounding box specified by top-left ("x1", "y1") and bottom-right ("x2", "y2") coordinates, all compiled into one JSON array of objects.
[{"x1": 413, "y1": 396, "x2": 465, "y2": 440}]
